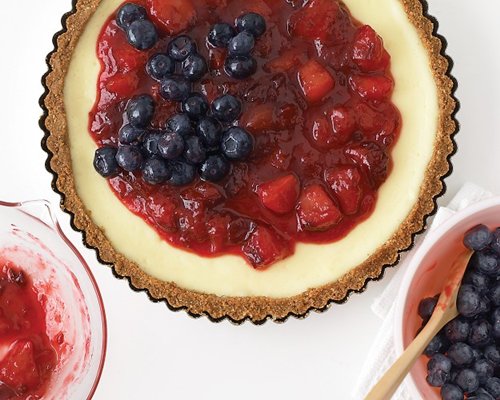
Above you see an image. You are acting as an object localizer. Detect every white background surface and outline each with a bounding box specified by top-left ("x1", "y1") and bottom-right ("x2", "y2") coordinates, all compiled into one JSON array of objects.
[{"x1": 1, "y1": 1, "x2": 500, "y2": 399}]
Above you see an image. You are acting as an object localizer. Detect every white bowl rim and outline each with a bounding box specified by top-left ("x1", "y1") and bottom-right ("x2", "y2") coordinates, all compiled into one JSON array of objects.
[{"x1": 393, "y1": 195, "x2": 500, "y2": 398}]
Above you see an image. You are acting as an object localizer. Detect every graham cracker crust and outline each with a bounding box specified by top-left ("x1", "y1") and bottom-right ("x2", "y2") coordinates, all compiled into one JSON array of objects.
[{"x1": 40, "y1": 0, "x2": 458, "y2": 324}]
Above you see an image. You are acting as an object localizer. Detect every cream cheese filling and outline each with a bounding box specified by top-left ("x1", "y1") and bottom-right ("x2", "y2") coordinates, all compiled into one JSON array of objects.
[{"x1": 64, "y1": 0, "x2": 438, "y2": 298}]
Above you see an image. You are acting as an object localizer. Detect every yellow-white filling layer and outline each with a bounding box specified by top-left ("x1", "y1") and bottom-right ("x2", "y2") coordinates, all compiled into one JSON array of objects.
[{"x1": 64, "y1": 0, "x2": 438, "y2": 297}]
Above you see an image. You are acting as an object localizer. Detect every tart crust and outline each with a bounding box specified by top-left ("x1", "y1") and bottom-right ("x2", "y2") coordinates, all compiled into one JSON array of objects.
[{"x1": 40, "y1": 0, "x2": 458, "y2": 323}]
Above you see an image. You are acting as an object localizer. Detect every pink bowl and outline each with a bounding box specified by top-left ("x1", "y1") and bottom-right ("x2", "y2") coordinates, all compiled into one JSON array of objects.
[
  {"x1": 393, "y1": 196, "x2": 500, "y2": 399},
  {"x1": 0, "y1": 200, "x2": 107, "y2": 399}
]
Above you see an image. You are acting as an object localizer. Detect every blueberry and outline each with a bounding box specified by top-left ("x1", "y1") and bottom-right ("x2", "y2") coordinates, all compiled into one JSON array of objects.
[
  {"x1": 472, "y1": 252, "x2": 499, "y2": 276},
  {"x1": 469, "y1": 319, "x2": 492, "y2": 347},
  {"x1": 463, "y1": 270, "x2": 491, "y2": 294},
  {"x1": 94, "y1": 147, "x2": 119, "y2": 177},
  {"x1": 440, "y1": 383, "x2": 463, "y2": 400},
  {"x1": 448, "y1": 343, "x2": 475, "y2": 367},
  {"x1": 221, "y1": 127, "x2": 253, "y2": 160},
  {"x1": 491, "y1": 307, "x2": 500, "y2": 324},
  {"x1": 228, "y1": 31, "x2": 255, "y2": 56},
  {"x1": 483, "y1": 345, "x2": 500, "y2": 366},
  {"x1": 491, "y1": 228, "x2": 500, "y2": 254},
  {"x1": 455, "y1": 369, "x2": 479, "y2": 393},
  {"x1": 142, "y1": 131, "x2": 162, "y2": 157},
  {"x1": 184, "y1": 136, "x2": 207, "y2": 165},
  {"x1": 127, "y1": 95, "x2": 155, "y2": 128},
  {"x1": 478, "y1": 296, "x2": 491, "y2": 315},
  {"x1": 418, "y1": 296, "x2": 438, "y2": 321},
  {"x1": 493, "y1": 319, "x2": 500, "y2": 340},
  {"x1": 472, "y1": 347, "x2": 482, "y2": 361},
  {"x1": 425, "y1": 333, "x2": 448, "y2": 356},
  {"x1": 182, "y1": 53, "x2": 208, "y2": 82},
  {"x1": 116, "y1": 3, "x2": 147, "y2": 30},
  {"x1": 485, "y1": 377, "x2": 500, "y2": 398},
  {"x1": 208, "y1": 23, "x2": 236, "y2": 48},
  {"x1": 142, "y1": 157, "x2": 171, "y2": 185},
  {"x1": 196, "y1": 117, "x2": 222, "y2": 149},
  {"x1": 427, "y1": 353, "x2": 452, "y2": 387},
  {"x1": 182, "y1": 93, "x2": 209, "y2": 120},
  {"x1": 168, "y1": 35, "x2": 196, "y2": 61},
  {"x1": 200, "y1": 155, "x2": 230, "y2": 182},
  {"x1": 469, "y1": 389, "x2": 494, "y2": 400},
  {"x1": 211, "y1": 94, "x2": 242, "y2": 122},
  {"x1": 119, "y1": 124, "x2": 145, "y2": 144},
  {"x1": 474, "y1": 359, "x2": 495, "y2": 385},
  {"x1": 225, "y1": 55, "x2": 257, "y2": 79},
  {"x1": 168, "y1": 160, "x2": 196, "y2": 186},
  {"x1": 158, "y1": 132, "x2": 185, "y2": 160},
  {"x1": 160, "y1": 77, "x2": 191, "y2": 102},
  {"x1": 445, "y1": 318, "x2": 471, "y2": 344},
  {"x1": 236, "y1": 12, "x2": 267, "y2": 37},
  {"x1": 457, "y1": 285, "x2": 482, "y2": 318},
  {"x1": 464, "y1": 225, "x2": 493, "y2": 251},
  {"x1": 166, "y1": 114, "x2": 193, "y2": 137},
  {"x1": 489, "y1": 282, "x2": 500, "y2": 306},
  {"x1": 115, "y1": 145, "x2": 143, "y2": 172},
  {"x1": 147, "y1": 53, "x2": 175, "y2": 81},
  {"x1": 126, "y1": 20, "x2": 158, "y2": 51}
]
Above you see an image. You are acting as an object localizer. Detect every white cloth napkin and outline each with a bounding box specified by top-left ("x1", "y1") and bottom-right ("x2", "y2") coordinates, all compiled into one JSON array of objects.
[{"x1": 352, "y1": 183, "x2": 494, "y2": 400}]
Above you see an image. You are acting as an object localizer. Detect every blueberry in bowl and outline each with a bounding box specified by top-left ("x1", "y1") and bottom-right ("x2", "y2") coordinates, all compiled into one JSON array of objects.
[{"x1": 394, "y1": 197, "x2": 500, "y2": 399}]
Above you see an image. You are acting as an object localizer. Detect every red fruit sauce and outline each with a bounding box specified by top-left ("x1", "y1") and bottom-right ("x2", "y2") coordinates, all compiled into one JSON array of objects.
[
  {"x1": 0, "y1": 262, "x2": 57, "y2": 399},
  {"x1": 89, "y1": 0, "x2": 402, "y2": 268}
]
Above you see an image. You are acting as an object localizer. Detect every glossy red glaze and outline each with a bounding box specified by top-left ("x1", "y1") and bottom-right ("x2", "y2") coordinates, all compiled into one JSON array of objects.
[
  {"x1": 0, "y1": 262, "x2": 57, "y2": 399},
  {"x1": 89, "y1": 0, "x2": 401, "y2": 268}
]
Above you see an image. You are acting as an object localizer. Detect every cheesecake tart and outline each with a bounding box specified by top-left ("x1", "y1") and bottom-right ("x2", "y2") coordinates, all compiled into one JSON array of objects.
[{"x1": 41, "y1": 0, "x2": 457, "y2": 323}]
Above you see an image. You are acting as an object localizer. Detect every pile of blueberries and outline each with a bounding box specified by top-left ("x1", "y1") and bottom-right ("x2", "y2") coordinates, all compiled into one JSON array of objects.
[
  {"x1": 94, "y1": 92, "x2": 254, "y2": 186},
  {"x1": 208, "y1": 12, "x2": 267, "y2": 79},
  {"x1": 418, "y1": 225, "x2": 500, "y2": 400},
  {"x1": 93, "y1": 3, "x2": 260, "y2": 186},
  {"x1": 115, "y1": 3, "x2": 266, "y2": 80}
]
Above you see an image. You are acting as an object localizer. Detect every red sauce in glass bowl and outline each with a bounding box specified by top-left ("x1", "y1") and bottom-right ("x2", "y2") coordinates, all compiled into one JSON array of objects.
[
  {"x1": 0, "y1": 262, "x2": 58, "y2": 399},
  {"x1": 89, "y1": 0, "x2": 401, "y2": 268}
]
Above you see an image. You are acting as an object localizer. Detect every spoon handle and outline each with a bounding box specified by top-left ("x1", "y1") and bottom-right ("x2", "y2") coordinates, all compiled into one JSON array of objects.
[{"x1": 364, "y1": 310, "x2": 456, "y2": 400}]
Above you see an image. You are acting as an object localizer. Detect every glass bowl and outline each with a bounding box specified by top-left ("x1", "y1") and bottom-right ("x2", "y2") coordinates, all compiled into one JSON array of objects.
[
  {"x1": 393, "y1": 196, "x2": 500, "y2": 399},
  {"x1": 0, "y1": 200, "x2": 107, "y2": 399}
]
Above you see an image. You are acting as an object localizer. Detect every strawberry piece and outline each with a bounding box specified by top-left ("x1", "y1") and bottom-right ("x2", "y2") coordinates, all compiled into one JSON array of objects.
[
  {"x1": 242, "y1": 226, "x2": 291, "y2": 268},
  {"x1": 228, "y1": 218, "x2": 255, "y2": 245},
  {"x1": 350, "y1": 75, "x2": 394, "y2": 101},
  {"x1": 241, "y1": 103, "x2": 275, "y2": 134},
  {"x1": 257, "y1": 174, "x2": 300, "y2": 214},
  {"x1": 352, "y1": 25, "x2": 388, "y2": 72},
  {"x1": 330, "y1": 106, "x2": 356, "y2": 145},
  {"x1": 194, "y1": 182, "x2": 222, "y2": 203},
  {"x1": 297, "y1": 185, "x2": 342, "y2": 231},
  {"x1": 113, "y1": 45, "x2": 148, "y2": 74},
  {"x1": 149, "y1": 199, "x2": 178, "y2": 232},
  {"x1": 0, "y1": 340, "x2": 40, "y2": 391},
  {"x1": 104, "y1": 73, "x2": 139, "y2": 99},
  {"x1": 206, "y1": 215, "x2": 230, "y2": 253},
  {"x1": 324, "y1": 166, "x2": 363, "y2": 215},
  {"x1": 264, "y1": 49, "x2": 303, "y2": 73},
  {"x1": 345, "y1": 142, "x2": 389, "y2": 188},
  {"x1": 309, "y1": 114, "x2": 334, "y2": 150},
  {"x1": 147, "y1": 0, "x2": 196, "y2": 35},
  {"x1": 289, "y1": 0, "x2": 340, "y2": 40},
  {"x1": 354, "y1": 103, "x2": 384, "y2": 135},
  {"x1": 297, "y1": 60, "x2": 335, "y2": 104}
]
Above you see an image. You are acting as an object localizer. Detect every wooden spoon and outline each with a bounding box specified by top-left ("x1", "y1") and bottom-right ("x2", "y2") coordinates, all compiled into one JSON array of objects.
[{"x1": 365, "y1": 249, "x2": 473, "y2": 400}]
